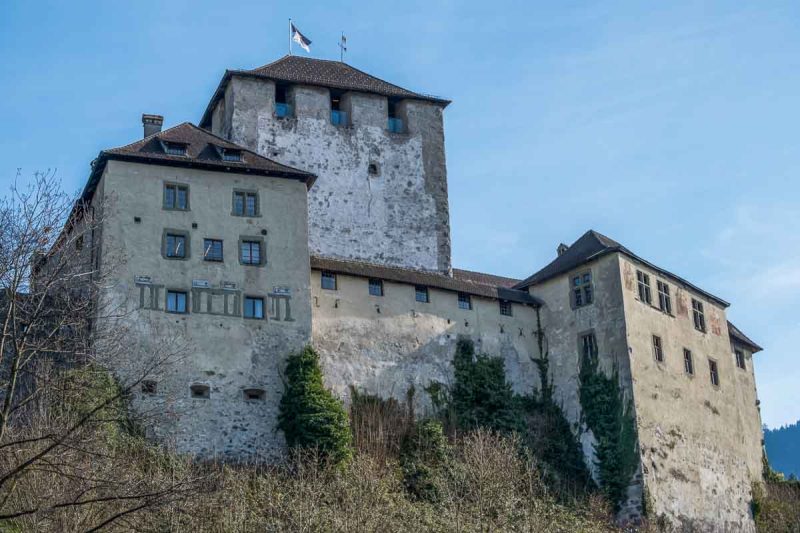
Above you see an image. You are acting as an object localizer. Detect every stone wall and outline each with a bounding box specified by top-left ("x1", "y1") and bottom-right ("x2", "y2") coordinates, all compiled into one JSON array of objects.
[
  {"x1": 310, "y1": 269, "x2": 540, "y2": 413},
  {"x1": 211, "y1": 75, "x2": 451, "y2": 273},
  {"x1": 96, "y1": 160, "x2": 312, "y2": 461},
  {"x1": 527, "y1": 253, "x2": 643, "y2": 520},
  {"x1": 619, "y1": 256, "x2": 762, "y2": 531}
]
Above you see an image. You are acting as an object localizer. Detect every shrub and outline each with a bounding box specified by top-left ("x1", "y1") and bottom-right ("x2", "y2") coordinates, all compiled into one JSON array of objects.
[
  {"x1": 400, "y1": 419, "x2": 451, "y2": 501},
  {"x1": 278, "y1": 346, "x2": 352, "y2": 465}
]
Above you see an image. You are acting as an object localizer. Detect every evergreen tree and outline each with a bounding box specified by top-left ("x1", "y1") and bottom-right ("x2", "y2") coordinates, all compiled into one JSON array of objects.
[{"x1": 278, "y1": 346, "x2": 353, "y2": 465}]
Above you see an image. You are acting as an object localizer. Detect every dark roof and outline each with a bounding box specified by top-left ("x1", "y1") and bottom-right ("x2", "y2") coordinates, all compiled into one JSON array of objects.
[
  {"x1": 311, "y1": 255, "x2": 541, "y2": 306},
  {"x1": 452, "y1": 268, "x2": 521, "y2": 289},
  {"x1": 728, "y1": 321, "x2": 763, "y2": 353},
  {"x1": 81, "y1": 122, "x2": 315, "y2": 204},
  {"x1": 514, "y1": 230, "x2": 730, "y2": 308},
  {"x1": 200, "y1": 55, "x2": 450, "y2": 127}
]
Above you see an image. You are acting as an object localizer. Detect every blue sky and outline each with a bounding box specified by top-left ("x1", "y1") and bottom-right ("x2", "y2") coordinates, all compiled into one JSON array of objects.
[{"x1": 1, "y1": 1, "x2": 798, "y2": 428}]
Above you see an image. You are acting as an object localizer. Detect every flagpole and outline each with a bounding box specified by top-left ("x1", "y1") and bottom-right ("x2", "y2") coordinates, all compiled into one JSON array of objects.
[{"x1": 288, "y1": 18, "x2": 292, "y2": 55}]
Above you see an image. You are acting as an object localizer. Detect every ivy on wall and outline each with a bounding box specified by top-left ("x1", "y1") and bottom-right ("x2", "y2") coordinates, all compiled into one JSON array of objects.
[{"x1": 578, "y1": 341, "x2": 639, "y2": 511}]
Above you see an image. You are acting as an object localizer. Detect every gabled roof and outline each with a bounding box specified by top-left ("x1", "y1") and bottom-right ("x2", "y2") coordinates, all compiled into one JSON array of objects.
[
  {"x1": 514, "y1": 230, "x2": 730, "y2": 308},
  {"x1": 200, "y1": 55, "x2": 450, "y2": 127},
  {"x1": 311, "y1": 255, "x2": 541, "y2": 306},
  {"x1": 81, "y1": 122, "x2": 315, "y2": 204},
  {"x1": 728, "y1": 321, "x2": 763, "y2": 353}
]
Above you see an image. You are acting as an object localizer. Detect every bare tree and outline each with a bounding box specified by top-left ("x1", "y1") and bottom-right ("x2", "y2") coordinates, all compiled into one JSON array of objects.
[{"x1": 0, "y1": 170, "x2": 207, "y2": 530}]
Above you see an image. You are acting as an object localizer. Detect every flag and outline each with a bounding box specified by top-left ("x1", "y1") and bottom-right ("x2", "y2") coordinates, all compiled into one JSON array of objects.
[{"x1": 291, "y1": 23, "x2": 312, "y2": 53}]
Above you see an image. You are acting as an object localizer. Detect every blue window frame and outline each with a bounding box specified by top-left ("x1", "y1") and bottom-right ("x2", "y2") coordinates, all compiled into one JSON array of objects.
[
  {"x1": 368, "y1": 278, "x2": 383, "y2": 297},
  {"x1": 458, "y1": 292, "x2": 472, "y2": 310},
  {"x1": 166, "y1": 291, "x2": 187, "y2": 314},
  {"x1": 244, "y1": 296, "x2": 265, "y2": 319},
  {"x1": 331, "y1": 109, "x2": 348, "y2": 126},
  {"x1": 415, "y1": 285, "x2": 429, "y2": 303},
  {"x1": 165, "y1": 234, "x2": 186, "y2": 258},
  {"x1": 321, "y1": 271, "x2": 337, "y2": 290},
  {"x1": 240, "y1": 240, "x2": 262, "y2": 265},
  {"x1": 203, "y1": 239, "x2": 223, "y2": 262},
  {"x1": 275, "y1": 102, "x2": 292, "y2": 118},
  {"x1": 387, "y1": 117, "x2": 404, "y2": 133}
]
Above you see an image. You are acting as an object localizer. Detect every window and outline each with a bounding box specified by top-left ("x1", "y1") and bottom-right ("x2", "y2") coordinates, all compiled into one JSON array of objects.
[
  {"x1": 709, "y1": 359, "x2": 720, "y2": 387},
  {"x1": 572, "y1": 271, "x2": 593, "y2": 307},
  {"x1": 657, "y1": 281, "x2": 672, "y2": 314},
  {"x1": 222, "y1": 148, "x2": 242, "y2": 162},
  {"x1": 683, "y1": 349, "x2": 694, "y2": 375},
  {"x1": 499, "y1": 299, "x2": 513, "y2": 316},
  {"x1": 190, "y1": 384, "x2": 210, "y2": 399},
  {"x1": 164, "y1": 233, "x2": 187, "y2": 259},
  {"x1": 163, "y1": 142, "x2": 187, "y2": 156},
  {"x1": 368, "y1": 278, "x2": 383, "y2": 297},
  {"x1": 652, "y1": 335, "x2": 664, "y2": 363},
  {"x1": 637, "y1": 270, "x2": 652, "y2": 304},
  {"x1": 243, "y1": 388, "x2": 265, "y2": 401},
  {"x1": 164, "y1": 183, "x2": 189, "y2": 210},
  {"x1": 458, "y1": 292, "x2": 472, "y2": 310},
  {"x1": 141, "y1": 380, "x2": 157, "y2": 394},
  {"x1": 275, "y1": 84, "x2": 292, "y2": 117},
  {"x1": 240, "y1": 240, "x2": 262, "y2": 265},
  {"x1": 330, "y1": 90, "x2": 347, "y2": 126},
  {"x1": 166, "y1": 290, "x2": 188, "y2": 314},
  {"x1": 735, "y1": 349, "x2": 746, "y2": 370},
  {"x1": 692, "y1": 299, "x2": 706, "y2": 332},
  {"x1": 244, "y1": 296, "x2": 265, "y2": 319},
  {"x1": 233, "y1": 191, "x2": 258, "y2": 217},
  {"x1": 415, "y1": 285, "x2": 429, "y2": 303},
  {"x1": 368, "y1": 162, "x2": 379, "y2": 176},
  {"x1": 581, "y1": 333, "x2": 598, "y2": 360},
  {"x1": 321, "y1": 271, "x2": 337, "y2": 290},
  {"x1": 387, "y1": 100, "x2": 404, "y2": 133},
  {"x1": 203, "y1": 239, "x2": 223, "y2": 262}
]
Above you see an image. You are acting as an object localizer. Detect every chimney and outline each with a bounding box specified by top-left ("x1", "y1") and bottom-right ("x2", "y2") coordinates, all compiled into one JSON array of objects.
[
  {"x1": 142, "y1": 114, "x2": 163, "y2": 138},
  {"x1": 557, "y1": 243, "x2": 569, "y2": 256}
]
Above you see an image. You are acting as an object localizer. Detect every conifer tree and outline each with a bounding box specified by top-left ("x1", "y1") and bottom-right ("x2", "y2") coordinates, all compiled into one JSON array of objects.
[{"x1": 278, "y1": 346, "x2": 353, "y2": 465}]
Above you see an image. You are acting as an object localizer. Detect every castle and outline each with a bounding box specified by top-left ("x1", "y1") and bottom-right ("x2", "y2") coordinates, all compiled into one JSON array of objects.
[{"x1": 63, "y1": 55, "x2": 764, "y2": 530}]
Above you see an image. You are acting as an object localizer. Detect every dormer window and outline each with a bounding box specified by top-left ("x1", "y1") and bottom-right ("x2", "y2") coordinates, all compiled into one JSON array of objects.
[
  {"x1": 221, "y1": 148, "x2": 242, "y2": 162},
  {"x1": 162, "y1": 141, "x2": 187, "y2": 156}
]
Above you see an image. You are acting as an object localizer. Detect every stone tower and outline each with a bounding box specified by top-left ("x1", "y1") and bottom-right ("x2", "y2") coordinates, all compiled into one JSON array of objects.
[{"x1": 201, "y1": 55, "x2": 452, "y2": 273}]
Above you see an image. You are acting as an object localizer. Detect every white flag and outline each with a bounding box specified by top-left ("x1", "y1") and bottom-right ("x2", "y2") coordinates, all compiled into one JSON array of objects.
[{"x1": 291, "y1": 23, "x2": 312, "y2": 53}]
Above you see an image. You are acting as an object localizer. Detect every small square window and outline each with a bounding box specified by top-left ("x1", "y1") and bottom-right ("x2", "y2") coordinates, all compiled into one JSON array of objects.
[
  {"x1": 163, "y1": 142, "x2": 187, "y2": 156},
  {"x1": 222, "y1": 148, "x2": 242, "y2": 162},
  {"x1": 240, "y1": 240, "x2": 262, "y2": 265},
  {"x1": 458, "y1": 292, "x2": 472, "y2": 310},
  {"x1": 709, "y1": 359, "x2": 720, "y2": 387},
  {"x1": 141, "y1": 380, "x2": 157, "y2": 394},
  {"x1": 190, "y1": 384, "x2": 210, "y2": 399},
  {"x1": 203, "y1": 239, "x2": 223, "y2": 262},
  {"x1": 233, "y1": 191, "x2": 259, "y2": 217},
  {"x1": 692, "y1": 299, "x2": 706, "y2": 333},
  {"x1": 683, "y1": 349, "x2": 694, "y2": 375},
  {"x1": 166, "y1": 290, "x2": 188, "y2": 314},
  {"x1": 735, "y1": 349, "x2": 746, "y2": 370},
  {"x1": 652, "y1": 335, "x2": 664, "y2": 363},
  {"x1": 243, "y1": 388, "x2": 265, "y2": 401},
  {"x1": 321, "y1": 271, "x2": 337, "y2": 290},
  {"x1": 164, "y1": 183, "x2": 189, "y2": 210},
  {"x1": 165, "y1": 233, "x2": 187, "y2": 259},
  {"x1": 244, "y1": 296, "x2": 265, "y2": 319},
  {"x1": 368, "y1": 278, "x2": 383, "y2": 297},
  {"x1": 415, "y1": 286, "x2": 429, "y2": 303},
  {"x1": 499, "y1": 299, "x2": 513, "y2": 316},
  {"x1": 637, "y1": 270, "x2": 652, "y2": 305}
]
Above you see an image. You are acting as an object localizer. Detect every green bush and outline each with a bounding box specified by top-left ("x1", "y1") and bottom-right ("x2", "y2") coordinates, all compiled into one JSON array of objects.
[
  {"x1": 400, "y1": 419, "x2": 451, "y2": 501},
  {"x1": 278, "y1": 346, "x2": 353, "y2": 465}
]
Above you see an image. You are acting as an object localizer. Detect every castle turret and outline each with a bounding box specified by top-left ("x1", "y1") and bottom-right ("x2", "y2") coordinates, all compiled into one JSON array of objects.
[{"x1": 200, "y1": 55, "x2": 452, "y2": 273}]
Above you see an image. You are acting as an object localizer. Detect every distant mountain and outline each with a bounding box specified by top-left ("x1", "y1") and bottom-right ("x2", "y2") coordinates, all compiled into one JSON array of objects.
[{"x1": 764, "y1": 421, "x2": 800, "y2": 479}]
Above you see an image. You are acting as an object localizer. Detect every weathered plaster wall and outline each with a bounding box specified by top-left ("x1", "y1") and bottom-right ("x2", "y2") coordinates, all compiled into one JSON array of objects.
[
  {"x1": 310, "y1": 270, "x2": 540, "y2": 412},
  {"x1": 97, "y1": 160, "x2": 311, "y2": 461},
  {"x1": 213, "y1": 75, "x2": 451, "y2": 273},
  {"x1": 619, "y1": 257, "x2": 762, "y2": 531},
  {"x1": 528, "y1": 253, "x2": 644, "y2": 521}
]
